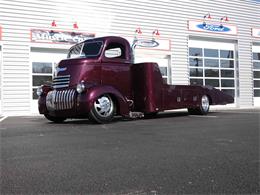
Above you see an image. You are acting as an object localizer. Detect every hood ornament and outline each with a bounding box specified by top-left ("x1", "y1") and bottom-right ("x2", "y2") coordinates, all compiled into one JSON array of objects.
[{"x1": 54, "y1": 67, "x2": 67, "y2": 77}]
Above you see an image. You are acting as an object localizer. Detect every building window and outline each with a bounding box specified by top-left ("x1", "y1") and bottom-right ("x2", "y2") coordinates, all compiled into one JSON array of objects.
[
  {"x1": 189, "y1": 47, "x2": 235, "y2": 97},
  {"x1": 32, "y1": 62, "x2": 53, "y2": 99},
  {"x1": 253, "y1": 52, "x2": 260, "y2": 97}
]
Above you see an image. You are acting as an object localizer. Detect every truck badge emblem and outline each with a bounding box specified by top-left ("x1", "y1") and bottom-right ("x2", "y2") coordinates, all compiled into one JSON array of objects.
[{"x1": 54, "y1": 67, "x2": 67, "y2": 77}]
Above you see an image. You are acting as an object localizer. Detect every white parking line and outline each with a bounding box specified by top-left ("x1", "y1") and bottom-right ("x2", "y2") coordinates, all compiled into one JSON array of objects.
[
  {"x1": 189, "y1": 115, "x2": 218, "y2": 118},
  {"x1": 220, "y1": 111, "x2": 260, "y2": 114},
  {"x1": 0, "y1": 116, "x2": 8, "y2": 122}
]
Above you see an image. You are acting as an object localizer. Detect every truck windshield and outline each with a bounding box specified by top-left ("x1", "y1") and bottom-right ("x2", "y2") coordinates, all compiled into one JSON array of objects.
[{"x1": 67, "y1": 41, "x2": 103, "y2": 59}]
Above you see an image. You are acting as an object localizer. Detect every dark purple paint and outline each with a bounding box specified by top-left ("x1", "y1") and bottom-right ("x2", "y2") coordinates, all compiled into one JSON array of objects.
[{"x1": 38, "y1": 36, "x2": 234, "y2": 118}]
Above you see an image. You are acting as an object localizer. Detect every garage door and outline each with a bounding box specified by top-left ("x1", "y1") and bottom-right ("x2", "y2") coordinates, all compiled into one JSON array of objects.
[
  {"x1": 253, "y1": 45, "x2": 260, "y2": 106},
  {"x1": 188, "y1": 39, "x2": 237, "y2": 102}
]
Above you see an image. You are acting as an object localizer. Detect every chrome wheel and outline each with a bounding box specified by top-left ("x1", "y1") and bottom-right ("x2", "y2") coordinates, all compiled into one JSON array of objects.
[
  {"x1": 201, "y1": 95, "x2": 209, "y2": 112},
  {"x1": 89, "y1": 94, "x2": 115, "y2": 123},
  {"x1": 94, "y1": 95, "x2": 114, "y2": 117}
]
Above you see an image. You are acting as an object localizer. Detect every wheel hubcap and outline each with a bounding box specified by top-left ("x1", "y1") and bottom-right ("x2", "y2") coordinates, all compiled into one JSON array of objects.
[
  {"x1": 94, "y1": 96, "x2": 113, "y2": 117},
  {"x1": 201, "y1": 95, "x2": 209, "y2": 112}
]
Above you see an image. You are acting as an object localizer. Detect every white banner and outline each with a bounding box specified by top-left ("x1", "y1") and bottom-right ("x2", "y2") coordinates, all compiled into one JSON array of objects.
[
  {"x1": 252, "y1": 28, "x2": 260, "y2": 38},
  {"x1": 31, "y1": 29, "x2": 95, "y2": 44},
  {"x1": 188, "y1": 20, "x2": 237, "y2": 35},
  {"x1": 125, "y1": 37, "x2": 170, "y2": 51}
]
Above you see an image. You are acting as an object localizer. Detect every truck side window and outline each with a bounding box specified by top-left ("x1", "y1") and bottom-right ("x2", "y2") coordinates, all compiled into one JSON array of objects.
[{"x1": 105, "y1": 42, "x2": 126, "y2": 59}]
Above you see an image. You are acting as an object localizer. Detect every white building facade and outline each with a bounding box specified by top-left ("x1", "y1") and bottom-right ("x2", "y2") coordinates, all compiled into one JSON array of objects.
[{"x1": 0, "y1": 0, "x2": 259, "y2": 116}]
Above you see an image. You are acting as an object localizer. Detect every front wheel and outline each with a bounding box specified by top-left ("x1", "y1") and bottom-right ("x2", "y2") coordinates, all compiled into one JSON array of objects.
[
  {"x1": 188, "y1": 95, "x2": 210, "y2": 115},
  {"x1": 44, "y1": 114, "x2": 66, "y2": 123},
  {"x1": 89, "y1": 94, "x2": 115, "y2": 124}
]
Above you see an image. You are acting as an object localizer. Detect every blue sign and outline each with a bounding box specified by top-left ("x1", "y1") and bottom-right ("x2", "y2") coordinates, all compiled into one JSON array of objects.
[{"x1": 197, "y1": 24, "x2": 231, "y2": 32}]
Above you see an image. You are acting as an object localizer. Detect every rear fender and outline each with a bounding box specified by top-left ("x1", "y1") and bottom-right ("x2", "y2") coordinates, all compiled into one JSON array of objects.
[{"x1": 85, "y1": 85, "x2": 130, "y2": 116}]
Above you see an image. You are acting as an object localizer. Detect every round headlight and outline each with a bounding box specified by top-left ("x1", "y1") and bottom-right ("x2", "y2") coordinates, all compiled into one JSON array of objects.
[
  {"x1": 36, "y1": 86, "x2": 43, "y2": 96},
  {"x1": 76, "y1": 83, "x2": 85, "y2": 93}
]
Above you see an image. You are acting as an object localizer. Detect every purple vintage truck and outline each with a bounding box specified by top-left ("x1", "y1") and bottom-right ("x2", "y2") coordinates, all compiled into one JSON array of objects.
[{"x1": 37, "y1": 36, "x2": 234, "y2": 123}]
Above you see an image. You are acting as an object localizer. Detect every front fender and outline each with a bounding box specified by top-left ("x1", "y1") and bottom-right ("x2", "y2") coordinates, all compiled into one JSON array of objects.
[{"x1": 79, "y1": 85, "x2": 130, "y2": 116}]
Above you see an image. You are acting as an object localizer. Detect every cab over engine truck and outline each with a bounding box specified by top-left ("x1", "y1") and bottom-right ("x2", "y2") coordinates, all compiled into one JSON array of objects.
[{"x1": 37, "y1": 36, "x2": 234, "y2": 123}]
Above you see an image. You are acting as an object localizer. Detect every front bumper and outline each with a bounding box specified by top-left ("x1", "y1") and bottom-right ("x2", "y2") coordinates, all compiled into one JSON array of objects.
[{"x1": 38, "y1": 88, "x2": 91, "y2": 118}]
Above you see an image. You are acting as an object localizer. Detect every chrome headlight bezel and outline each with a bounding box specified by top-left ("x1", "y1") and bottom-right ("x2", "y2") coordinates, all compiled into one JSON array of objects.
[
  {"x1": 76, "y1": 82, "x2": 86, "y2": 94},
  {"x1": 36, "y1": 86, "x2": 44, "y2": 96}
]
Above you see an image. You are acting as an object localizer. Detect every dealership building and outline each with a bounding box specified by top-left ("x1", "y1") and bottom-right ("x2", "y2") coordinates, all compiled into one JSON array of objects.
[{"x1": 0, "y1": 0, "x2": 259, "y2": 116}]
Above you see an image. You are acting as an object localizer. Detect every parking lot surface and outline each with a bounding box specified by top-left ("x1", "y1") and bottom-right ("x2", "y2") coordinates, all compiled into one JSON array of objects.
[{"x1": 1, "y1": 109, "x2": 259, "y2": 194}]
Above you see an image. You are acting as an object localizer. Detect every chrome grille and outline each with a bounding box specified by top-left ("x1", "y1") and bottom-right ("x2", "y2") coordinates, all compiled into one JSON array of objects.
[
  {"x1": 52, "y1": 75, "x2": 70, "y2": 89},
  {"x1": 46, "y1": 89, "x2": 76, "y2": 111}
]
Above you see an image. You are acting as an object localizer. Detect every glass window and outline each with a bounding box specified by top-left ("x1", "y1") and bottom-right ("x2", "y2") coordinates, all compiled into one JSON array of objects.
[
  {"x1": 159, "y1": 67, "x2": 167, "y2": 77},
  {"x1": 254, "y1": 80, "x2": 260, "y2": 88},
  {"x1": 205, "y1": 79, "x2": 219, "y2": 87},
  {"x1": 68, "y1": 43, "x2": 83, "y2": 58},
  {"x1": 254, "y1": 71, "x2": 260, "y2": 78},
  {"x1": 253, "y1": 62, "x2": 260, "y2": 69},
  {"x1": 204, "y1": 49, "x2": 218, "y2": 58},
  {"x1": 220, "y1": 50, "x2": 234, "y2": 58},
  {"x1": 220, "y1": 60, "x2": 234, "y2": 68},
  {"x1": 189, "y1": 47, "x2": 202, "y2": 57},
  {"x1": 221, "y1": 79, "x2": 234, "y2": 87},
  {"x1": 221, "y1": 89, "x2": 235, "y2": 97},
  {"x1": 205, "y1": 69, "x2": 219, "y2": 77},
  {"x1": 105, "y1": 48, "x2": 122, "y2": 58},
  {"x1": 221, "y1": 70, "x2": 234, "y2": 78},
  {"x1": 68, "y1": 41, "x2": 103, "y2": 59},
  {"x1": 33, "y1": 75, "x2": 52, "y2": 86},
  {"x1": 189, "y1": 44, "x2": 236, "y2": 98},
  {"x1": 189, "y1": 58, "x2": 203, "y2": 67},
  {"x1": 190, "y1": 68, "x2": 203, "y2": 77},
  {"x1": 190, "y1": 78, "x2": 203, "y2": 85},
  {"x1": 32, "y1": 62, "x2": 52, "y2": 73},
  {"x1": 104, "y1": 42, "x2": 126, "y2": 59},
  {"x1": 254, "y1": 90, "x2": 260, "y2": 97},
  {"x1": 253, "y1": 53, "x2": 260, "y2": 61},
  {"x1": 204, "y1": 59, "x2": 219, "y2": 67},
  {"x1": 82, "y1": 41, "x2": 103, "y2": 58}
]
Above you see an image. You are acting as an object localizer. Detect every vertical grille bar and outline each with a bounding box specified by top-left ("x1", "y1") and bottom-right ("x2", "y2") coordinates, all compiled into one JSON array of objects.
[{"x1": 46, "y1": 89, "x2": 76, "y2": 111}]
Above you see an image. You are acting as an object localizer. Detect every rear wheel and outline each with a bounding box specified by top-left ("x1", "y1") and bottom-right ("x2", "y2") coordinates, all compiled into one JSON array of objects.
[
  {"x1": 44, "y1": 114, "x2": 66, "y2": 123},
  {"x1": 89, "y1": 94, "x2": 115, "y2": 124},
  {"x1": 188, "y1": 95, "x2": 210, "y2": 115}
]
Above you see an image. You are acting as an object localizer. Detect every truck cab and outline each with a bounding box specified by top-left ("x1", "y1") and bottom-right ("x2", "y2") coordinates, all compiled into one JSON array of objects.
[{"x1": 38, "y1": 36, "x2": 234, "y2": 123}]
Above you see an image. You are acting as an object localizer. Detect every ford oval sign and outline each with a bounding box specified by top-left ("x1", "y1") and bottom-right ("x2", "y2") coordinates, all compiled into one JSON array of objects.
[
  {"x1": 188, "y1": 20, "x2": 237, "y2": 35},
  {"x1": 197, "y1": 24, "x2": 231, "y2": 32}
]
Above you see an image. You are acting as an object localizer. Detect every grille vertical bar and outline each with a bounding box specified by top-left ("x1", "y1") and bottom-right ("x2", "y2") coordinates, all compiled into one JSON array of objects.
[{"x1": 46, "y1": 89, "x2": 76, "y2": 111}]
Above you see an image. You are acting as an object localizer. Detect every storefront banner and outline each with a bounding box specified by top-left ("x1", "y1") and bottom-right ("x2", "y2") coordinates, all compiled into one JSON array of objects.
[
  {"x1": 188, "y1": 20, "x2": 237, "y2": 35},
  {"x1": 125, "y1": 37, "x2": 171, "y2": 51},
  {"x1": 31, "y1": 29, "x2": 95, "y2": 44},
  {"x1": 252, "y1": 28, "x2": 260, "y2": 38}
]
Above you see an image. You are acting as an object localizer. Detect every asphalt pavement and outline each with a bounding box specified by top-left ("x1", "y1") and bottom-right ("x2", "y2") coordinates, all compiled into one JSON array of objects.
[{"x1": 1, "y1": 109, "x2": 260, "y2": 194}]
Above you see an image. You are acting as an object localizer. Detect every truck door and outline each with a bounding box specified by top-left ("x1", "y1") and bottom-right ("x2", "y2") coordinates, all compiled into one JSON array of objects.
[{"x1": 101, "y1": 42, "x2": 132, "y2": 99}]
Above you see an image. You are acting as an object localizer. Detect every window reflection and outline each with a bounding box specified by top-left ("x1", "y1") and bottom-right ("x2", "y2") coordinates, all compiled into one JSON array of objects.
[
  {"x1": 204, "y1": 49, "x2": 218, "y2": 58},
  {"x1": 190, "y1": 68, "x2": 203, "y2": 77},
  {"x1": 253, "y1": 53, "x2": 260, "y2": 61},
  {"x1": 220, "y1": 50, "x2": 234, "y2": 58},
  {"x1": 220, "y1": 60, "x2": 234, "y2": 68},
  {"x1": 189, "y1": 48, "x2": 202, "y2": 56},
  {"x1": 204, "y1": 59, "x2": 219, "y2": 67},
  {"x1": 189, "y1": 58, "x2": 203, "y2": 67},
  {"x1": 205, "y1": 69, "x2": 219, "y2": 77}
]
